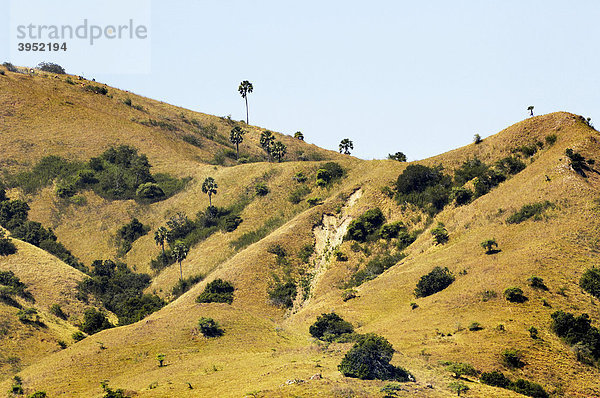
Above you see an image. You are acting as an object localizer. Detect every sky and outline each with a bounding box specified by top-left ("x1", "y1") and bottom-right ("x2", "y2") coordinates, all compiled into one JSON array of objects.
[{"x1": 1, "y1": 0, "x2": 599, "y2": 160}]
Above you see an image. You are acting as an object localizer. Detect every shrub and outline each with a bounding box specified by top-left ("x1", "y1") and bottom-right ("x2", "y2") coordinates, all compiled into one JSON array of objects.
[
  {"x1": 289, "y1": 185, "x2": 311, "y2": 204},
  {"x1": 0, "y1": 70, "x2": 4, "y2": 75},
  {"x1": 529, "y1": 326, "x2": 539, "y2": 339},
  {"x1": 309, "y1": 313, "x2": 354, "y2": 341},
  {"x1": 306, "y1": 197, "x2": 322, "y2": 207},
  {"x1": 27, "y1": 391, "x2": 47, "y2": 398},
  {"x1": 17, "y1": 308, "x2": 40, "y2": 324},
  {"x1": 451, "y1": 186, "x2": 473, "y2": 206},
  {"x1": 316, "y1": 162, "x2": 345, "y2": 185},
  {"x1": 49, "y1": 304, "x2": 67, "y2": 320},
  {"x1": 580, "y1": 267, "x2": 600, "y2": 299},
  {"x1": 338, "y1": 334, "x2": 413, "y2": 381},
  {"x1": 504, "y1": 287, "x2": 527, "y2": 303},
  {"x1": 345, "y1": 208, "x2": 386, "y2": 242},
  {"x1": 430, "y1": 222, "x2": 449, "y2": 245},
  {"x1": 468, "y1": 322, "x2": 483, "y2": 331},
  {"x1": 83, "y1": 85, "x2": 108, "y2": 95},
  {"x1": 528, "y1": 276, "x2": 548, "y2": 290},
  {"x1": 395, "y1": 164, "x2": 452, "y2": 214},
  {"x1": 255, "y1": 183, "x2": 269, "y2": 196},
  {"x1": 545, "y1": 134, "x2": 557, "y2": 146},
  {"x1": 480, "y1": 238, "x2": 498, "y2": 254},
  {"x1": 196, "y1": 279, "x2": 235, "y2": 304},
  {"x1": 480, "y1": 290, "x2": 497, "y2": 302},
  {"x1": 473, "y1": 134, "x2": 482, "y2": 144},
  {"x1": 172, "y1": 274, "x2": 204, "y2": 299},
  {"x1": 388, "y1": 152, "x2": 407, "y2": 161},
  {"x1": 565, "y1": 148, "x2": 594, "y2": 175},
  {"x1": 454, "y1": 157, "x2": 489, "y2": 186},
  {"x1": 495, "y1": 156, "x2": 526, "y2": 175},
  {"x1": 346, "y1": 252, "x2": 406, "y2": 288},
  {"x1": 136, "y1": 183, "x2": 165, "y2": 201},
  {"x1": 446, "y1": 362, "x2": 478, "y2": 378},
  {"x1": 80, "y1": 308, "x2": 113, "y2": 335},
  {"x1": 334, "y1": 250, "x2": 348, "y2": 261},
  {"x1": 480, "y1": 370, "x2": 511, "y2": 388},
  {"x1": 473, "y1": 169, "x2": 506, "y2": 197},
  {"x1": 117, "y1": 218, "x2": 150, "y2": 255},
  {"x1": 182, "y1": 134, "x2": 203, "y2": 148},
  {"x1": 510, "y1": 379, "x2": 549, "y2": 398},
  {"x1": 379, "y1": 221, "x2": 405, "y2": 240},
  {"x1": 37, "y1": 61, "x2": 65, "y2": 74},
  {"x1": 341, "y1": 289, "x2": 357, "y2": 302},
  {"x1": 2, "y1": 62, "x2": 17, "y2": 72},
  {"x1": 298, "y1": 244, "x2": 314, "y2": 263},
  {"x1": 550, "y1": 310, "x2": 600, "y2": 363},
  {"x1": 72, "y1": 331, "x2": 86, "y2": 342},
  {"x1": 198, "y1": 317, "x2": 224, "y2": 337},
  {"x1": 506, "y1": 201, "x2": 553, "y2": 224},
  {"x1": 396, "y1": 230, "x2": 417, "y2": 251},
  {"x1": 292, "y1": 171, "x2": 308, "y2": 182},
  {"x1": 501, "y1": 348, "x2": 525, "y2": 368},
  {"x1": 448, "y1": 381, "x2": 469, "y2": 396},
  {"x1": 414, "y1": 267, "x2": 455, "y2": 297},
  {"x1": 268, "y1": 280, "x2": 297, "y2": 308},
  {"x1": 0, "y1": 230, "x2": 17, "y2": 256}
]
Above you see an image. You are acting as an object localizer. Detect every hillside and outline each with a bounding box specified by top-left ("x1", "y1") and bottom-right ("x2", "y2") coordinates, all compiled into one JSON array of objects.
[{"x1": 1, "y1": 65, "x2": 600, "y2": 397}]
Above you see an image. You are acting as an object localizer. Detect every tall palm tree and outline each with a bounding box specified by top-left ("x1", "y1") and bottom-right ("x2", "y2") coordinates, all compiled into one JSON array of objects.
[
  {"x1": 260, "y1": 131, "x2": 275, "y2": 161},
  {"x1": 339, "y1": 138, "x2": 354, "y2": 155},
  {"x1": 172, "y1": 241, "x2": 189, "y2": 281},
  {"x1": 229, "y1": 126, "x2": 246, "y2": 160},
  {"x1": 238, "y1": 80, "x2": 254, "y2": 124},
  {"x1": 271, "y1": 141, "x2": 287, "y2": 162},
  {"x1": 202, "y1": 177, "x2": 218, "y2": 207},
  {"x1": 527, "y1": 106, "x2": 534, "y2": 117},
  {"x1": 294, "y1": 131, "x2": 304, "y2": 140},
  {"x1": 154, "y1": 226, "x2": 169, "y2": 260}
]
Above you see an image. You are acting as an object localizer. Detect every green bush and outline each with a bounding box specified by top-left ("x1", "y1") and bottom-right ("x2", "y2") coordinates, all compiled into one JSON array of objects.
[
  {"x1": 83, "y1": 84, "x2": 108, "y2": 95},
  {"x1": 136, "y1": 182, "x2": 165, "y2": 201},
  {"x1": 198, "y1": 317, "x2": 224, "y2": 337},
  {"x1": 309, "y1": 313, "x2": 354, "y2": 341},
  {"x1": 298, "y1": 243, "x2": 314, "y2": 263},
  {"x1": 306, "y1": 197, "x2": 322, "y2": 207},
  {"x1": 448, "y1": 381, "x2": 469, "y2": 396},
  {"x1": 480, "y1": 238, "x2": 498, "y2": 254},
  {"x1": 49, "y1": 304, "x2": 67, "y2": 320},
  {"x1": 182, "y1": 134, "x2": 203, "y2": 148},
  {"x1": 196, "y1": 279, "x2": 235, "y2": 304},
  {"x1": 501, "y1": 348, "x2": 525, "y2": 368},
  {"x1": 454, "y1": 157, "x2": 489, "y2": 186},
  {"x1": 0, "y1": 230, "x2": 17, "y2": 256},
  {"x1": 545, "y1": 134, "x2": 557, "y2": 146},
  {"x1": 473, "y1": 169, "x2": 506, "y2": 198},
  {"x1": 117, "y1": 218, "x2": 149, "y2": 255},
  {"x1": 550, "y1": 310, "x2": 600, "y2": 363},
  {"x1": 80, "y1": 308, "x2": 113, "y2": 335},
  {"x1": 495, "y1": 156, "x2": 526, "y2": 175},
  {"x1": 254, "y1": 183, "x2": 269, "y2": 196},
  {"x1": 580, "y1": 268, "x2": 600, "y2": 299},
  {"x1": 446, "y1": 362, "x2": 478, "y2": 378},
  {"x1": 396, "y1": 230, "x2": 417, "y2": 251},
  {"x1": 346, "y1": 252, "x2": 406, "y2": 288},
  {"x1": 504, "y1": 287, "x2": 527, "y2": 303},
  {"x1": 345, "y1": 208, "x2": 386, "y2": 242},
  {"x1": 315, "y1": 162, "x2": 345, "y2": 185},
  {"x1": 395, "y1": 164, "x2": 452, "y2": 214},
  {"x1": 451, "y1": 186, "x2": 473, "y2": 206},
  {"x1": 268, "y1": 280, "x2": 297, "y2": 308},
  {"x1": 72, "y1": 331, "x2": 86, "y2": 342},
  {"x1": 171, "y1": 274, "x2": 204, "y2": 299},
  {"x1": 414, "y1": 267, "x2": 455, "y2": 297},
  {"x1": 338, "y1": 333, "x2": 413, "y2": 381},
  {"x1": 506, "y1": 201, "x2": 553, "y2": 224},
  {"x1": 510, "y1": 379, "x2": 549, "y2": 398},
  {"x1": 480, "y1": 370, "x2": 511, "y2": 388},
  {"x1": 38, "y1": 61, "x2": 65, "y2": 74},
  {"x1": 528, "y1": 276, "x2": 548, "y2": 291},
  {"x1": 565, "y1": 148, "x2": 594, "y2": 176},
  {"x1": 379, "y1": 221, "x2": 405, "y2": 240},
  {"x1": 27, "y1": 391, "x2": 47, "y2": 398},
  {"x1": 3, "y1": 62, "x2": 17, "y2": 72},
  {"x1": 431, "y1": 222, "x2": 449, "y2": 245},
  {"x1": 289, "y1": 185, "x2": 311, "y2": 204}
]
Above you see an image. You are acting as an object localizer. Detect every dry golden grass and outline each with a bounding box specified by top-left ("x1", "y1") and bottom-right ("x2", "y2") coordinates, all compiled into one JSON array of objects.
[{"x1": 2, "y1": 68, "x2": 600, "y2": 396}]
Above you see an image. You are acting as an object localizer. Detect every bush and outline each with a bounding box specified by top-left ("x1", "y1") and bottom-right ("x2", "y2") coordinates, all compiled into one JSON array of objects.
[
  {"x1": 298, "y1": 244, "x2": 314, "y2": 263},
  {"x1": 580, "y1": 268, "x2": 600, "y2": 299},
  {"x1": 254, "y1": 182, "x2": 269, "y2": 196},
  {"x1": 198, "y1": 317, "x2": 224, "y2": 337},
  {"x1": 506, "y1": 201, "x2": 553, "y2": 224},
  {"x1": 3, "y1": 62, "x2": 17, "y2": 72},
  {"x1": 396, "y1": 230, "x2": 417, "y2": 251},
  {"x1": 451, "y1": 186, "x2": 473, "y2": 206},
  {"x1": 196, "y1": 279, "x2": 235, "y2": 304},
  {"x1": 495, "y1": 156, "x2": 526, "y2": 175},
  {"x1": 289, "y1": 185, "x2": 311, "y2": 204},
  {"x1": 72, "y1": 331, "x2": 86, "y2": 342},
  {"x1": 468, "y1": 322, "x2": 483, "y2": 331},
  {"x1": 268, "y1": 280, "x2": 297, "y2": 308},
  {"x1": 136, "y1": 182, "x2": 165, "y2": 201},
  {"x1": 528, "y1": 276, "x2": 548, "y2": 290},
  {"x1": 345, "y1": 208, "x2": 386, "y2": 242},
  {"x1": 504, "y1": 287, "x2": 527, "y2": 303},
  {"x1": 334, "y1": 250, "x2": 348, "y2": 261},
  {"x1": 446, "y1": 362, "x2": 478, "y2": 378},
  {"x1": 80, "y1": 308, "x2": 113, "y2": 335},
  {"x1": 501, "y1": 348, "x2": 525, "y2": 368},
  {"x1": 473, "y1": 169, "x2": 506, "y2": 198},
  {"x1": 0, "y1": 231, "x2": 17, "y2": 256},
  {"x1": 306, "y1": 197, "x2": 322, "y2": 207},
  {"x1": 449, "y1": 381, "x2": 469, "y2": 396},
  {"x1": 545, "y1": 134, "x2": 557, "y2": 146},
  {"x1": 37, "y1": 62, "x2": 65, "y2": 74},
  {"x1": 510, "y1": 379, "x2": 549, "y2": 398},
  {"x1": 346, "y1": 252, "x2": 406, "y2": 288},
  {"x1": 83, "y1": 84, "x2": 108, "y2": 95},
  {"x1": 431, "y1": 222, "x2": 449, "y2": 245},
  {"x1": 550, "y1": 310, "x2": 600, "y2": 362},
  {"x1": 117, "y1": 218, "x2": 149, "y2": 255},
  {"x1": 480, "y1": 238, "x2": 498, "y2": 254},
  {"x1": 172, "y1": 274, "x2": 204, "y2": 299},
  {"x1": 182, "y1": 134, "x2": 203, "y2": 148},
  {"x1": 49, "y1": 304, "x2": 67, "y2": 320},
  {"x1": 338, "y1": 334, "x2": 413, "y2": 381},
  {"x1": 566, "y1": 148, "x2": 594, "y2": 175},
  {"x1": 480, "y1": 370, "x2": 511, "y2": 388},
  {"x1": 27, "y1": 392, "x2": 47, "y2": 398},
  {"x1": 454, "y1": 157, "x2": 489, "y2": 186},
  {"x1": 379, "y1": 221, "x2": 405, "y2": 240},
  {"x1": 316, "y1": 162, "x2": 345, "y2": 184},
  {"x1": 473, "y1": 134, "x2": 482, "y2": 144},
  {"x1": 309, "y1": 313, "x2": 354, "y2": 341},
  {"x1": 414, "y1": 267, "x2": 455, "y2": 297}
]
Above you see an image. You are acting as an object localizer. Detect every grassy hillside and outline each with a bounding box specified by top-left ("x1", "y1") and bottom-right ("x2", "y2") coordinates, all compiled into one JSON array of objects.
[{"x1": 1, "y1": 65, "x2": 600, "y2": 397}]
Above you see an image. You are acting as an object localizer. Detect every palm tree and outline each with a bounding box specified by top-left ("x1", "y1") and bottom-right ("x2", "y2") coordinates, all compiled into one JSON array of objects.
[
  {"x1": 260, "y1": 131, "x2": 275, "y2": 161},
  {"x1": 229, "y1": 126, "x2": 246, "y2": 159},
  {"x1": 339, "y1": 138, "x2": 354, "y2": 155},
  {"x1": 202, "y1": 177, "x2": 218, "y2": 207},
  {"x1": 238, "y1": 80, "x2": 254, "y2": 124},
  {"x1": 388, "y1": 152, "x2": 407, "y2": 162},
  {"x1": 172, "y1": 241, "x2": 189, "y2": 281},
  {"x1": 271, "y1": 141, "x2": 287, "y2": 162},
  {"x1": 294, "y1": 131, "x2": 304, "y2": 140},
  {"x1": 154, "y1": 226, "x2": 169, "y2": 264},
  {"x1": 527, "y1": 106, "x2": 534, "y2": 117}
]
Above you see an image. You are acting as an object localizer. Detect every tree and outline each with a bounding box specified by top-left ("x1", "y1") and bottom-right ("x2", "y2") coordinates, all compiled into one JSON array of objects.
[
  {"x1": 201, "y1": 177, "x2": 218, "y2": 207},
  {"x1": 238, "y1": 80, "x2": 253, "y2": 124},
  {"x1": 481, "y1": 238, "x2": 498, "y2": 254},
  {"x1": 339, "y1": 138, "x2": 354, "y2": 155},
  {"x1": 446, "y1": 362, "x2": 478, "y2": 379},
  {"x1": 198, "y1": 317, "x2": 224, "y2": 337},
  {"x1": 294, "y1": 131, "x2": 304, "y2": 140},
  {"x1": 448, "y1": 381, "x2": 469, "y2": 396},
  {"x1": 154, "y1": 226, "x2": 169, "y2": 264},
  {"x1": 338, "y1": 333, "x2": 412, "y2": 381},
  {"x1": 172, "y1": 241, "x2": 189, "y2": 281},
  {"x1": 260, "y1": 131, "x2": 275, "y2": 160},
  {"x1": 0, "y1": 230, "x2": 17, "y2": 256},
  {"x1": 431, "y1": 222, "x2": 449, "y2": 245},
  {"x1": 388, "y1": 152, "x2": 407, "y2": 162},
  {"x1": 229, "y1": 126, "x2": 246, "y2": 160},
  {"x1": 527, "y1": 105, "x2": 534, "y2": 116},
  {"x1": 309, "y1": 313, "x2": 354, "y2": 341},
  {"x1": 156, "y1": 353, "x2": 165, "y2": 367},
  {"x1": 80, "y1": 308, "x2": 112, "y2": 335},
  {"x1": 37, "y1": 62, "x2": 65, "y2": 74},
  {"x1": 473, "y1": 133, "x2": 482, "y2": 144},
  {"x1": 271, "y1": 141, "x2": 287, "y2": 162},
  {"x1": 414, "y1": 267, "x2": 455, "y2": 297},
  {"x1": 196, "y1": 279, "x2": 235, "y2": 304}
]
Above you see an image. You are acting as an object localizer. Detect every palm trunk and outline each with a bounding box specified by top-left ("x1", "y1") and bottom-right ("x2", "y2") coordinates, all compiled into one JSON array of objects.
[
  {"x1": 179, "y1": 260, "x2": 183, "y2": 281},
  {"x1": 245, "y1": 96, "x2": 249, "y2": 124},
  {"x1": 236, "y1": 142, "x2": 239, "y2": 160},
  {"x1": 161, "y1": 242, "x2": 166, "y2": 265},
  {"x1": 209, "y1": 194, "x2": 212, "y2": 207}
]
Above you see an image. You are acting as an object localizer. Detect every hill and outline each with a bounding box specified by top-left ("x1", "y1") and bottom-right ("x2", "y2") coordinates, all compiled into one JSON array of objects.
[{"x1": 1, "y1": 64, "x2": 600, "y2": 397}]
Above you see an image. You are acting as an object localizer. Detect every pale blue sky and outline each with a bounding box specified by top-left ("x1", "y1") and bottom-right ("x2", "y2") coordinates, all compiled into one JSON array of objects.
[{"x1": 1, "y1": 1, "x2": 599, "y2": 160}]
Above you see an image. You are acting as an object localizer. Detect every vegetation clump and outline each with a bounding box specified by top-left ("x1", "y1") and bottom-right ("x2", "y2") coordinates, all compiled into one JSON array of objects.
[
  {"x1": 198, "y1": 317, "x2": 224, "y2": 338},
  {"x1": 504, "y1": 287, "x2": 527, "y2": 303},
  {"x1": 268, "y1": 279, "x2": 297, "y2": 308},
  {"x1": 506, "y1": 201, "x2": 554, "y2": 224},
  {"x1": 309, "y1": 313, "x2": 354, "y2": 342},
  {"x1": 172, "y1": 274, "x2": 204, "y2": 299},
  {"x1": 116, "y1": 218, "x2": 149, "y2": 256},
  {"x1": 0, "y1": 230, "x2": 17, "y2": 256},
  {"x1": 565, "y1": 148, "x2": 594, "y2": 176},
  {"x1": 550, "y1": 310, "x2": 600, "y2": 364},
  {"x1": 379, "y1": 221, "x2": 405, "y2": 240},
  {"x1": 345, "y1": 208, "x2": 386, "y2": 242},
  {"x1": 501, "y1": 348, "x2": 525, "y2": 368},
  {"x1": 38, "y1": 62, "x2": 65, "y2": 74},
  {"x1": 431, "y1": 222, "x2": 449, "y2": 245},
  {"x1": 315, "y1": 162, "x2": 345, "y2": 186},
  {"x1": 481, "y1": 371, "x2": 548, "y2": 398},
  {"x1": 196, "y1": 279, "x2": 235, "y2": 304},
  {"x1": 414, "y1": 267, "x2": 455, "y2": 297},
  {"x1": 580, "y1": 267, "x2": 600, "y2": 299},
  {"x1": 346, "y1": 252, "x2": 406, "y2": 288},
  {"x1": 446, "y1": 362, "x2": 478, "y2": 378},
  {"x1": 338, "y1": 333, "x2": 413, "y2": 381},
  {"x1": 395, "y1": 164, "x2": 452, "y2": 215},
  {"x1": 80, "y1": 308, "x2": 113, "y2": 335},
  {"x1": 480, "y1": 238, "x2": 499, "y2": 254}
]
